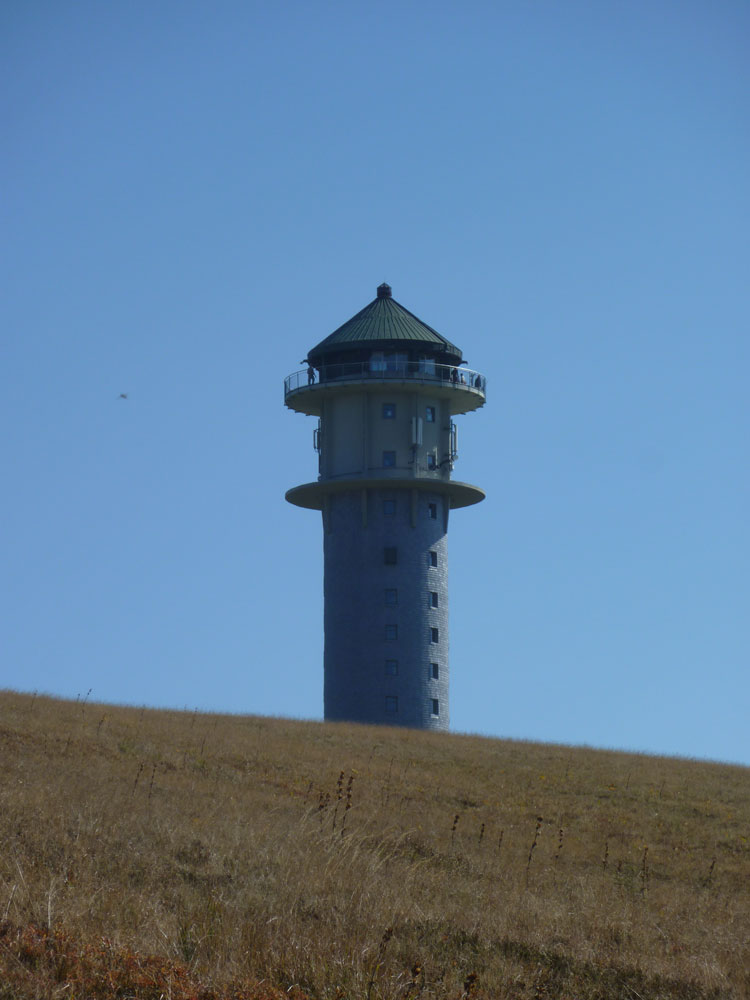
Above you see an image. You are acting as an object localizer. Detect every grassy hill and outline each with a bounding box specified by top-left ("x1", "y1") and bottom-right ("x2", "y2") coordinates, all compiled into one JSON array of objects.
[{"x1": 0, "y1": 690, "x2": 747, "y2": 999}]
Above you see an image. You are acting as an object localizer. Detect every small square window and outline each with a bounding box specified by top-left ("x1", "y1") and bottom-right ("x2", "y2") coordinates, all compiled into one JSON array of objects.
[
  {"x1": 383, "y1": 499, "x2": 395, "y2": 516},
  {"x1": 386, "y1": 695, "x2": 398, "y2": 714},
  {"x1": 429, "y1": 591, "x2": 438, "y2": 608},
  {"x1": 429, "y1": 550, "x2": 438, "y2": 567},
  {"x1": 385, "y1": 624, "x2": 398, "y2": 640},
  {"x1": 428, "y1": 503, "x2": 437, "y2": 519},
  {"x1": 431, "y1": 627, "x2": 439, "y2": 644},
  {"x1": 384, "y1": 547, "x2": 397, "y2": 565},
  {"x1": 425, "y1": 406, "x2": 436, "y2": 423},
  {"x1": 382, "y1": 403, "x2": 396, "y2": 419},
  {"x1": 431, "y1": 698, "x2": 439, "y2": 716},
  {"x1": 385, "y1": 659, "x2": 398, "y2": 676},
  {"x1": 427, "y1": 454, "x2": 437, "y2": 470},
  {"x1": 383, "y1": 450, "x2": 396, "y2": 468},
  {"x1": 385, "y1": 588, "x2": 398, "y2": 606},
  {"x1": 430, "y1": 663, "x2": 439, "y2": 679}
]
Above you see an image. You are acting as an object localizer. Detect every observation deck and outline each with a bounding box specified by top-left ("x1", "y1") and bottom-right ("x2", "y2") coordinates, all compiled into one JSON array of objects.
[{"x1": 284, "y1": 361, "x2": 487, "y2": 417}]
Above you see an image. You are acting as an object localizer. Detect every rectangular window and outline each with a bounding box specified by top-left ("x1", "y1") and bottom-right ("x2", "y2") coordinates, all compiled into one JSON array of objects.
[
  {"x1": 425, "y1": 406, "x2": 436, "y2": 423},
  {"x1": 430, "y1": 663, "x2": 439, "y2": 679},
  {"x1": 429, "y1": 550, "x2": 438, "y2": 567},
  {"x1": 385, "y1": 659, "x2": 398, "y2": 676},
  {"x1": 428, "y1": 503, "x2": 437, "y2": 519},
  {"x1": 385, "y1": 588, "x2": 398, "y2": 606},
  {"x1": 385, "y1": 695, "x2": 398, "y2": 714},
  {"x1": 431, "y1": 627, "x2": 439, "y2": 644},
  {"x1": 385, "y1": 624, "x2": 398, "y2": 640},
  {"x1": 429, "y1": 591, "x2": 438, "y2": 608},
  {"x1": 382, "y1": 403, "x2": 395, "y2": 419},
  {"x1": 383, "y1": 499, "x2": 395, "y2": 516},
  {"x1": 427, "y1": 454, "x2": 437, "y2": 470},
  {"x1": 384, "y1": 547, "x2": 397, "y2": 565},
  {"x1": 431, "y1": 698, "x2": 439, "y2": 717},
  {"x1": 385, "y1": 353, "x2": 407, "y2": 374},
  {"x1": 383, "y1": 450, "x2": 396, "y2": 468}
]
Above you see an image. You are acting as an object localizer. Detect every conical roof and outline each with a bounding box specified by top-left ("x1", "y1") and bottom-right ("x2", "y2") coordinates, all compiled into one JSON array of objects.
[{"x1": 307, "y1": 284, "x2": 462, "y2": 364}]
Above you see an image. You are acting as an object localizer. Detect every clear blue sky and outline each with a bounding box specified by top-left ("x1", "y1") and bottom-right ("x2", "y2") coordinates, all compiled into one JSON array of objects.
[{"x1": 2, "y1": 1, "x2": 748, "y2": 765}]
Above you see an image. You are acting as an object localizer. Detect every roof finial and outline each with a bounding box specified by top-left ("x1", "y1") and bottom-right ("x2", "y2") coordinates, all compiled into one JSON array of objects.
[{"x1": 377, "y1": 283, "x2": 392, "y2": 299}]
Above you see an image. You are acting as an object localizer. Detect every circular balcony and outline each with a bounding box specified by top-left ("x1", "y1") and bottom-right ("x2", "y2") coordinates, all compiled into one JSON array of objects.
[{"x1": 284, "y1": 361, "x2": 487, "y2": 417}]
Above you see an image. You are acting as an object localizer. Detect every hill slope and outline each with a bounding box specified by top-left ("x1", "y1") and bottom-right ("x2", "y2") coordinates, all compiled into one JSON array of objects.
[{"x1": 0, "y1": 691, "x2": 747, "y2": 999}]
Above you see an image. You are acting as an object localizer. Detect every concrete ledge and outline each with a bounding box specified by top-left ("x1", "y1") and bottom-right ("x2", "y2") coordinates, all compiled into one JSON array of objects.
[{"x1": 285, "y1": 477, "x2": 485, "y2": 511}]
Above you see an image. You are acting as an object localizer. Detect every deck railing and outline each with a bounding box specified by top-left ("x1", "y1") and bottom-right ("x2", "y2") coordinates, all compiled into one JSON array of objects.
[{"x1": 284, "y1": 361, "x2": 487, "y2": 400}]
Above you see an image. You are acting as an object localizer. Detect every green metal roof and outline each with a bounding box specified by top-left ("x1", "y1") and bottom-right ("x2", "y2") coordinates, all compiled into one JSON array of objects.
[{"x1": 307, "y1": 284, "x2": 462, "y2": 362}]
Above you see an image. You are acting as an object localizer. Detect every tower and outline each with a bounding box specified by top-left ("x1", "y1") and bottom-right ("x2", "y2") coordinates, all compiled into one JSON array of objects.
[{"x1": 284, "y1": 284, "x2": 486, "y2": 730}]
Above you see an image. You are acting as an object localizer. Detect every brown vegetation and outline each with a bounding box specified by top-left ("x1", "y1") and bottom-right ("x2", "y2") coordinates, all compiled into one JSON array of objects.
[{"x1": 0, "y1": 690, "x2": 747, "y2": 999}]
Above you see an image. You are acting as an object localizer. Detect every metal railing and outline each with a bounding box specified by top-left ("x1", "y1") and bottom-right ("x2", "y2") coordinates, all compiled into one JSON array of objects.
[{"x1": 284, "y1": 361, "x2": 487, "y2": 399}]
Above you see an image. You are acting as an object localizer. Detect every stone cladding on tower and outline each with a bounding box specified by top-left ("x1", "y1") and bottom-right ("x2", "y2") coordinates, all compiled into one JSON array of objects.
[
  {"x1": 323, "y1": 488, "x2": 449, "y2": 730},
  {"x1": 284, "y1": 284, "x2": 486, "y2": 730}
]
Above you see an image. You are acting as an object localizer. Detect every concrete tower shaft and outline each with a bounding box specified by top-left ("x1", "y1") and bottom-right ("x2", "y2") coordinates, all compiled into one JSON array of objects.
[{"x1": 284, "y1": 284, "x2": 486, "y2": 729}]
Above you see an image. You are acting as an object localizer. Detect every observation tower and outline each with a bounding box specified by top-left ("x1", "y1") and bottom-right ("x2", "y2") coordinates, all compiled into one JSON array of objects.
[{"x1": 284, "y1": 284, "x2": 486, "y2": 730}]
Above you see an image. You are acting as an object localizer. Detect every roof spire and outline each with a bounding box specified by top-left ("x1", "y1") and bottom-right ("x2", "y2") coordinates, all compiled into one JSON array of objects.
[{"x1": 377, "y1": 282, "x2": 392, "y2": 299}]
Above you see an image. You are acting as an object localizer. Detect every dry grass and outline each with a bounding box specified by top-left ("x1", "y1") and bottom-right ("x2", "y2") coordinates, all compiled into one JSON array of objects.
[{"x1": 0, "y1": 689, "x2": 748, "y2": 999}]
